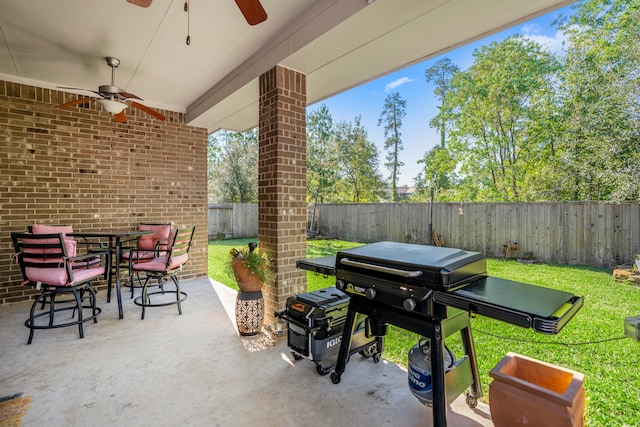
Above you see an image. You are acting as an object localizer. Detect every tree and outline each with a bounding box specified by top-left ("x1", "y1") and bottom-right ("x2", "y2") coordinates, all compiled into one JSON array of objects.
[
  {"x1": 333, "y1": 116, "x2": 386, "y2": 202},
  {"x1": 208, "y1": 129, "x2": 258, "y2": 203},
  {"x1": 425, "y1": 57, "x2": 460, "y2": 149},
  {"x1": 413, "y1": 145, "x2": 457, "y2": 201},
  {"x1": 207, "y1": 133, "x2": 223, "y2": 203},
  {"x1": 378, "y1": 92, "x2": 406, "y2": 201},
  {"x1": 415, "y1": 57, "x2": 460, "y2": 200},
  {"x1": 442, "y1": 36, "x2": 561, "y2": 201},
  {"x1": 552, "y1": 0, "x2": 640, "y2": 201},
  {"x1": 306, "y1": 104, "x2": 337, "y2": 204}
]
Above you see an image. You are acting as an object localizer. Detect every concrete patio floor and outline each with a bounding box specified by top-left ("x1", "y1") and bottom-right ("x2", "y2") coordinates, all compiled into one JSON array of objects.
[{"x1": 0, "y1": 277, "x2": 493, "y2": 426}]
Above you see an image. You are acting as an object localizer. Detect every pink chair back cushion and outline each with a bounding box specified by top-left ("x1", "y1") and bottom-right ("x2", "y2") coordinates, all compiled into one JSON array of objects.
[
  {"x1": 132, "y1": 253, "x2": 188, "y2": 272},
  {"x1": 22, "y1": 237, "x2": 73, "y2": 262},
  {"x1": 31, "y1": 224, "x2": 77, "y2": 257},
  {"x1": 137, "y1": 224, "x2": 171, "y2": 251}
]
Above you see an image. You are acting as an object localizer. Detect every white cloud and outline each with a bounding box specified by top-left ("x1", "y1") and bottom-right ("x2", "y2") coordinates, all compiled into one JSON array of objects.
[
  {"x1": 385, "y1": 77, "x2": 415, "y2": 92},
  {"x1": 521, "y1": 24, "x2": 568, "y2": 55}
]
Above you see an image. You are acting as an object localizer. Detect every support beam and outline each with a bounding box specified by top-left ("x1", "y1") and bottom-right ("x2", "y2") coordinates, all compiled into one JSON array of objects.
[{"x1": 258, "y1": 66, "x2": 308, "y2": 324}]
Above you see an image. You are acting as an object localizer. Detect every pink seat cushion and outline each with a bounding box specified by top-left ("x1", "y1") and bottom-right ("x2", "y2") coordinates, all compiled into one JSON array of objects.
[
  {"x1": 31, "y1": 224, "x2": 77, "y2": 257},
  {"x1": 122, "y1": 250, "x2": 156, "y2": 261},
  {"x1": 25, "y1": 264, "x2": 105, "y2": 287},
  {"x1": 132, "y1": 253, "x2": 188, "y2": 272}
]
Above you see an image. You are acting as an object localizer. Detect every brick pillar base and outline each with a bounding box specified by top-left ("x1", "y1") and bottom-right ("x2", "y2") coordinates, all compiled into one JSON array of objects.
[{"x1": 258, "y1": 66, "x2": 307, "y2": 325}]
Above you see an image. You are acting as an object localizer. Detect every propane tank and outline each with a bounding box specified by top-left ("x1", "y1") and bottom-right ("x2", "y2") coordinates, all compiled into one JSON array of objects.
[{"x1": 408, "y1": 338, "x2": 455, "y2": 406}]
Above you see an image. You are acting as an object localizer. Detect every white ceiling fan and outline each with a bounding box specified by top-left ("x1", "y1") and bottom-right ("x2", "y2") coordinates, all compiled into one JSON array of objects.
[{"x1": 57, "y1": 56, "x2": 166, "y2": 123}]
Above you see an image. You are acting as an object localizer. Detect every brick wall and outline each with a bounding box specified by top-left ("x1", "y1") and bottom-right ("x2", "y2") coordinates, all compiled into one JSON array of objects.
[
  {"x1": 258, "y1": 66, "x2": 307, "y2": 323},
  {"x1": 0, "y1": 80, "x2": 209, "y2": 304}
]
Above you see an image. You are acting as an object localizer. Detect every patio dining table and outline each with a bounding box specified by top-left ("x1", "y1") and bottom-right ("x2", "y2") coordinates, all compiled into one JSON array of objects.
[{"x1": 69, "y1": 229, "x2": 154, "y2": 319}]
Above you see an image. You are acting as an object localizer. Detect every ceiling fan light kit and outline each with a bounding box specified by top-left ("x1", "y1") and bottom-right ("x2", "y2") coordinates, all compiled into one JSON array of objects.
[{"x1": 97, "y1": 99, "x2": 128, "y2": 114}]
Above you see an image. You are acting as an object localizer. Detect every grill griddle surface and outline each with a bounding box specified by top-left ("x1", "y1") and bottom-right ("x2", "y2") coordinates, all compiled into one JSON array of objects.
[
  {"x1": 338, "y1": 241, "x2": 484, "y2": 271},
  {"x1": 452, "y1": 277, "x2": 574, "y2": 318}
]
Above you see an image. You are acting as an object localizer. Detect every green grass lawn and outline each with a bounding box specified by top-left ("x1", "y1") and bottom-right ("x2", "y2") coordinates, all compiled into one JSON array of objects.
[{"x1": 208, "y1": 238, "x2": 640, "y2": 427}]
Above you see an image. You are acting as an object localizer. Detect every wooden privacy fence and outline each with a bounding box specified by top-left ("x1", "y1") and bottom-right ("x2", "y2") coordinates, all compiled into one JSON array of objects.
[
  {"x1": 310, "y1": 202, "x2": 640, "y2": 269},
  {"x1": 209, "y1": 202, "x2": 640, "y2": 268},
  {"x1": 208, "y1": 203, "x2": 257, "y2": 239}
]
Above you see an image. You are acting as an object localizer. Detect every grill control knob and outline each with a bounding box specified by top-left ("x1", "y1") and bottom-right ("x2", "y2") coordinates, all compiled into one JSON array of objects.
[
  {"x1": 403, "y1": 298, "x2": 416, "y2": 312},
  {"x1": 365, "y1": 288, "x2": 377, "y2": 300},
  {"x1": 335, "y1": 280, "x2": 346, "y2": 291}
]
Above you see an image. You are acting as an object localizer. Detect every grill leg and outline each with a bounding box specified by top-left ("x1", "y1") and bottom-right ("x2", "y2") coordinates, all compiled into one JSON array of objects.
[
  {"x1": 461, "y1": 325, "x2": 482, "y2": 400},
  {"x1": 430, "y1": 323, "x2": 447, "y2": 427},
  {"x1": 330, "y1": 307, "x2": 357, "y2": 385}
]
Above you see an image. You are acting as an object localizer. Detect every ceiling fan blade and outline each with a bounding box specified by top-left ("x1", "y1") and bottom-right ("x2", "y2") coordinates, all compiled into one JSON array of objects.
[
  {"x1": 130, "y1": 101, "x2": 166, "y2": 121},
  {"x1": 119, "y1": 92, "x2": 143, "y2": 101},
  {"x1": 126, "y1": 0, "x2": 152, "y2": 7},
  {"x1": 113, "y1": 111, "x2": 128, "y2": 123},
  {"x1": 58, "y1": 97, "x2": 95, "y2": 109},
  {"x1": 58, "y1": 87, "x2": 105, "y2": 98},
  {"x1": 234, "y1": 0, "x2": 267, "y2": 25}
]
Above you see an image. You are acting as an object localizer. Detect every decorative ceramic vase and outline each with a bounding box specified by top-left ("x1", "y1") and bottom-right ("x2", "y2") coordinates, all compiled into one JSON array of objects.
[
  {"x1": 489, "y1": 352, "x2": 585, "y2": 427},
  {"x1": 235, "y1": 290, "x2": 264, "y2": 336}
]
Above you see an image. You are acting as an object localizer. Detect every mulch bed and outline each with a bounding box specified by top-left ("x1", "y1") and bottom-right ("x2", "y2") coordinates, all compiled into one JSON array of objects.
[{"x1": 613, "y1": 265, "x2": 640, "y2": 285}]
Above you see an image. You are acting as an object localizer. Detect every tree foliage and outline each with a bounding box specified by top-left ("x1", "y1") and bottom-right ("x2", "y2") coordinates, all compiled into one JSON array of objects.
[
  {"x1": 209, "y1": 0, "x2": 640, "y2": 204},
  {"x1": 306, "y1": 104, "x2": 337, "y2": 204},
  {"x1": 551, "y1": 0, "x2": 640, "y2": 201},
  {"x1": 414, "y1": 58, "x2": 460, "y2": 201},
  {"x1": 425, "y1": 57, "x2": 460, "y2": 149},
  {"x1": 208, "y1": 129, "x2": 258, "y2": 203},
  {"x1": 333, "y1": 116, "x2": 386, "y2": 202},
  {"x1": 442, "y1": 36, "x2": 561, "y2": 201},
  {"x1": 306, "y1": 107, "x2": 386, "y2": 203},
  {"x1": 378, "y1": 92, "x2": 406, "y2": 201}
]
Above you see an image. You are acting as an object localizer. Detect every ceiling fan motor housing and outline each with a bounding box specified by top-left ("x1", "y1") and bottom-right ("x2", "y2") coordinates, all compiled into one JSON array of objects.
[{"x1": 99, "y1": 85, "x2": 124, "y2": 96}]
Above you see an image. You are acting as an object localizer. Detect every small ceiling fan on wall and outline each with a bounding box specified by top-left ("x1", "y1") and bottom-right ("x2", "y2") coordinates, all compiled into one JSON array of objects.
[
  {"x1": 57, "y1": 57, "x2": 166, "y2": 123},
  {"x1": 126, "y1": 0, "x2": 268, "y2": 25}
]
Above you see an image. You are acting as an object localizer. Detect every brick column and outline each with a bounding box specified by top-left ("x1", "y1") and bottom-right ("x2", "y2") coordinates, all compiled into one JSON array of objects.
[{"x1": 258, "y1": 66, "x2": 307, "y2": 325}]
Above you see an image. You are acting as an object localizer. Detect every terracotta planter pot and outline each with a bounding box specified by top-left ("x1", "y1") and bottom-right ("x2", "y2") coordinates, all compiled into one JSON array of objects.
[
  {"x1": 489, "y1": 352, "x2": 585, "y2": 427},
  {"x1": 232, "y1": 259, "x2": 263, "y2": 293}
]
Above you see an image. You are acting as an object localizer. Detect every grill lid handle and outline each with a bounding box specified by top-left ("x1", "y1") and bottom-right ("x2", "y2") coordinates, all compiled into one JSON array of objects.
[{"x1": 340, "y1": 258, "x2": 423, "y2": 278}]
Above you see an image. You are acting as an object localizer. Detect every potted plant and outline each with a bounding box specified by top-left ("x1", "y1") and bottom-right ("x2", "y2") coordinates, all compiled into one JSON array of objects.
[
  {"x1": 228, "y1": 242, "x2": 274, "y2": 293},
  {"x1": 227, "y1": 242, "x2": 274, "y2": 336}
]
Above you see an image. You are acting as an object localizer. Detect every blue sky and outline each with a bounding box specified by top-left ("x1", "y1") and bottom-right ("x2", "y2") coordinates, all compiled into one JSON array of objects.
[{"x1": 308, "y1": 4, "x2": 574, "y2": 187}]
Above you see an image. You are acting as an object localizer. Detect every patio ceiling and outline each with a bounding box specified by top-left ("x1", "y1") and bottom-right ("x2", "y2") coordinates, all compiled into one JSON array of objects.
[{"x1": 0, "y1": 0, "x2": 573, "y2": 133}]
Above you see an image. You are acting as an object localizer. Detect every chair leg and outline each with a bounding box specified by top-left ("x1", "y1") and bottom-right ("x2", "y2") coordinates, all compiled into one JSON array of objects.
[
  {"x1": 71, "y1": 288, "x2": 84, "y2": 339},
  {"x1": 48, "y1": 290, "x2": 56, "y2": 327},
  {"x1": 140, "y1": 276, "x2": 152, "y2": 320},
  {"x1": 92, "y1": 287, "x2": 99, "y2": 323},
  {"x1": 27, "y1": 293, "x2": 46, "y2": 345},
  {"x1": 172, "y1": 276, "x2": 183, "y2": 315}
]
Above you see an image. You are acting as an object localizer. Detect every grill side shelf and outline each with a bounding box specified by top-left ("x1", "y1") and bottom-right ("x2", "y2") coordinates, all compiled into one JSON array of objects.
[
  {"x1": 433, "y1": 277, "x2": 584, "y2": 335},
  {"x1": 296, "y1": 256, "x2": 337, "y2": 276},
  {"x1": 434, "y1": 291, "x2": 533, "y2": 329}
]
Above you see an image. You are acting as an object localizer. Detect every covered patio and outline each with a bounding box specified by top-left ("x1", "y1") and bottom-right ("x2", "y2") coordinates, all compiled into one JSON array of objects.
[
  {"x1": 1, "y1": 1, "x2": 573, "y2": 425},
  {"x1": 0, "y1": 278, "x2": 493, "y2": 426}
]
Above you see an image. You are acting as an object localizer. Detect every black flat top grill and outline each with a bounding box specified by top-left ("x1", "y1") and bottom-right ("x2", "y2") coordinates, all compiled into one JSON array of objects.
[
  {"x1": 297, "y1": 241, "x2": 582, "y2": 334},
  {"x1": 297, "y1": 241, "x2": 584, "y2": 427}
]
